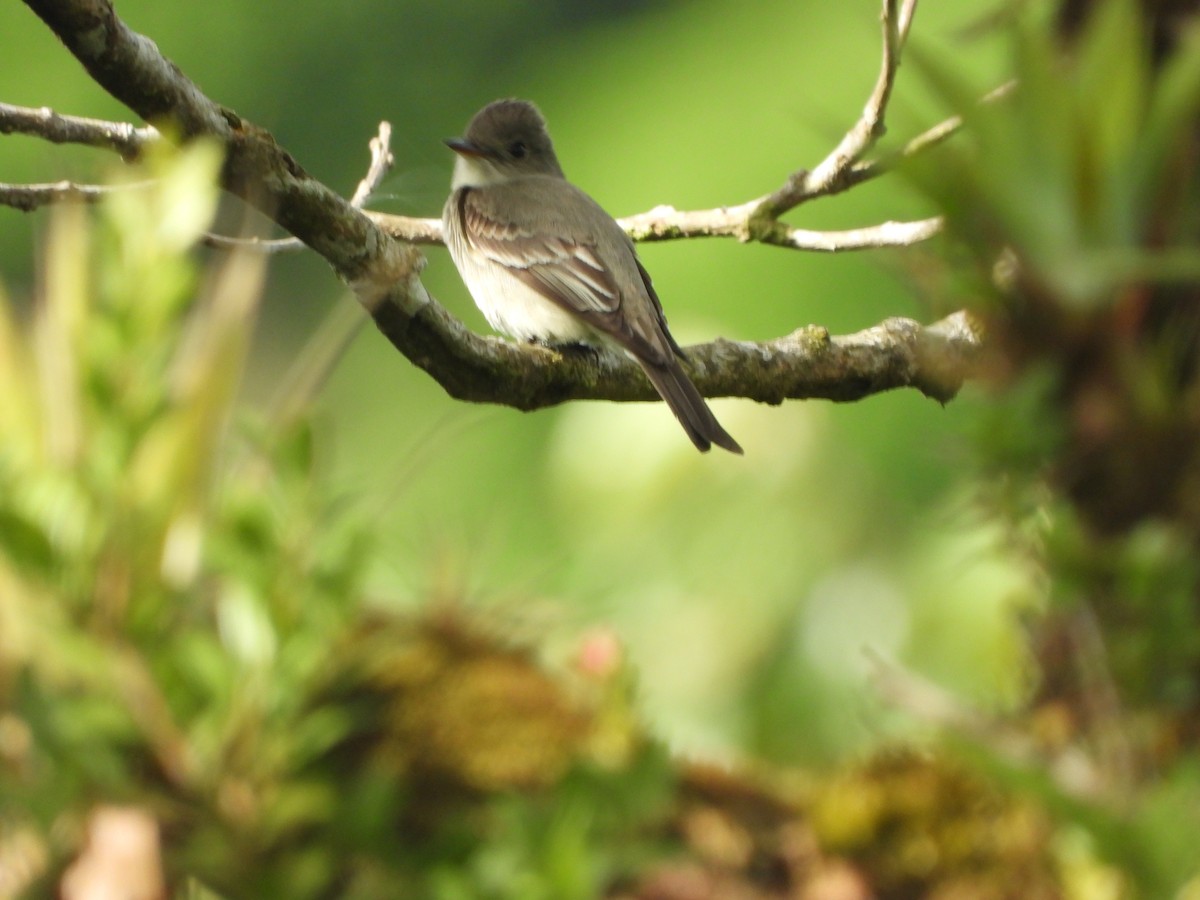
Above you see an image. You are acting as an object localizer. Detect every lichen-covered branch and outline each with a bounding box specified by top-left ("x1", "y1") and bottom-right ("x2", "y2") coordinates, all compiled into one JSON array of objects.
[
  {"x1": 10, "y1": 0, "x2": 984, "y2": 415},
  {"x1": 369, "y1": 304, "x2": 983, "y2": 408}
]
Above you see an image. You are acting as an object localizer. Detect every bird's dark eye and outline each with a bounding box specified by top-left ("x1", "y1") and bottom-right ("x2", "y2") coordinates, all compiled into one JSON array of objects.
[{"x1": 507, "y1": 141, "x2": 528, "y2": 159}]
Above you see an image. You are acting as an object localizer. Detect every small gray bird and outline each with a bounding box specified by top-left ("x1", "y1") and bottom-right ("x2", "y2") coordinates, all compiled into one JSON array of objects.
[{"x1": 441, "y1": 99, "x2": 742, "y2": 454}]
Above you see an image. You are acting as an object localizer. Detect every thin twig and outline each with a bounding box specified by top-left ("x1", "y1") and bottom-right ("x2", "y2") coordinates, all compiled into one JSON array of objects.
[
  {"x1": 758, "y1": 0, "x2": 920, "y2": 217},
  {"x1": 349, "y1": 121, "x2": 394, "y2": 208},
  {"x1": 0, "y1": 179, "x2": 154, "y2": 211},
  {"x1": 199, "y1": 232, "x2": 301, "y2": 252},
  {"x1": 846, "y1": 79, "x2": 1016, "y2": 186},
  {"x1": 617, "y1": 205, "x2": 944, "y2": 252},
  {"x1": 803, "y1": 0, "x2": 911, "y2": 189},
  {"x1": 0, "y1": 101, "x2": 158, "y2": 160},
  {"x1": 204, "y1": 121, "x2": 396, "y2": 252}
]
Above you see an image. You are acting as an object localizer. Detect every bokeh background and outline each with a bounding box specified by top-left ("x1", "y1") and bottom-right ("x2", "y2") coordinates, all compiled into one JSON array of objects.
[{"x1": 0, "y1": 0, "x2": 1021, "y2": 767}]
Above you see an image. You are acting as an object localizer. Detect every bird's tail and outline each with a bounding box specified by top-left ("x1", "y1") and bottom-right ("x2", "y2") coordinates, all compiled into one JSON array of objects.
[{"x1": 641, "y1": 359, "x2": 743, "y2": 454}]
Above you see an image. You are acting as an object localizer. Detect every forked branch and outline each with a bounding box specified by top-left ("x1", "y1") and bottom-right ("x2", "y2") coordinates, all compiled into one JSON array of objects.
[{"x1": 6, "y1": 0, "x2": 984, "y2": 415}]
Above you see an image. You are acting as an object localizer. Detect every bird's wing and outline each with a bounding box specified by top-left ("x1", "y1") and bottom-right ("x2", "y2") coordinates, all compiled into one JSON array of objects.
[
  {"x1": 634, "y1": 258, "x2": 685, "y2": 359},
  {"x1": 457, "y1": 184, "x2": 621, "y2": 316}
]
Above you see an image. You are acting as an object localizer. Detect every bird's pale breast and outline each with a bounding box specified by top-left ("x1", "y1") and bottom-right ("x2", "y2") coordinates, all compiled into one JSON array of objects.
[{"x1": 444, "y1": 203, "x2": 601, "y2": 345}]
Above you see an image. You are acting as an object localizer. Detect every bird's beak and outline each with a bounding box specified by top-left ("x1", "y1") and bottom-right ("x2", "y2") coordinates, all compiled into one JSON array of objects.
[{"x1": 444, "y1": 137, "x2": 488, "y2": 158}]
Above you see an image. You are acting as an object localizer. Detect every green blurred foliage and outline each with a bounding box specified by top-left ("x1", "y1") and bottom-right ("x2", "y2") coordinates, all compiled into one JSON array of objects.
[
  {"x1": 900, "y1": 0, "x2": 1200, "y2": 894},
  {"x1": 0, "y1": 147, "x2": 665, "y2": 897}
]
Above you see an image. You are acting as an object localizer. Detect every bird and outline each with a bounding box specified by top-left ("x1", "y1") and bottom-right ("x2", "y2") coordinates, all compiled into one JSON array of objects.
[{"x1": 441, "y1": 98, "x2": 742, "y2": 454}]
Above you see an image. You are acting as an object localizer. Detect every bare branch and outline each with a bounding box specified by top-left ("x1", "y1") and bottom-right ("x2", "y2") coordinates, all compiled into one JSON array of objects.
[
  {"x1": 0, "y1": 96, "x2": 948, "y2": 255},
  {"x1": 23, "y1": 0, "x2": 410, "y2": 286},
  {"x1": 0, "y1": 100, "x2": 158, "y2": 159},
  {"x1": 369, "y1": 212, "x2": 447, "y2": 246},
  {"x1": 896, "y1": 0, "x2": 919, "y2": 47},
  {"x1": 200, "y1": 232, "x2": 301, "y2": 253},
  {"x1": 756, "y1": 0, "x2": 920, "y2": 220},
  {"x1": 0, "y1": 178, "x2": 153, "y2": 211},
  {"x1": 367, "y1": 210, "x2": 946, "y2": 254},
  {"x1": 349, "y1": 120, "x2": 395, "y2": 208},
  {"x1": 618, "y1": 205, "x2": 944, "y2": 252},
  {"x1": 0, "y1": 142, "x2": 942, "y2": 254},
  {"x1": 604, "y1": 72, "x2": 1013, "y2": 251},
  {"x1": 846, "y1": 79, "x2": 1017, "y2": 186},
  {"x1": 0, "y1": 106, "x2": 399, "y2": 256},
  {"x1": 804, "y1": 0, "x2": 915, "y2": 190},
  {"x1": 203, "y1": 122, "x2": 395, "y2": 253}
]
